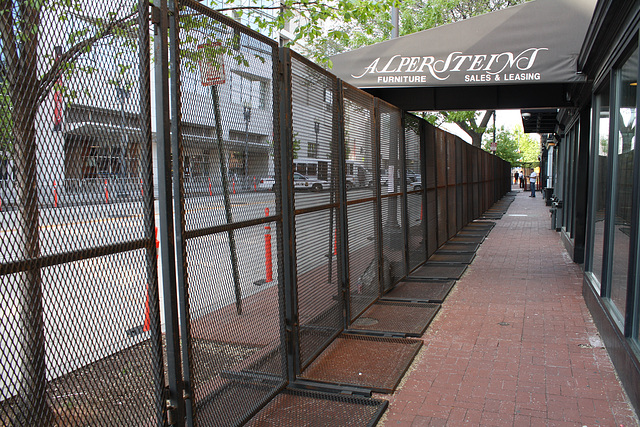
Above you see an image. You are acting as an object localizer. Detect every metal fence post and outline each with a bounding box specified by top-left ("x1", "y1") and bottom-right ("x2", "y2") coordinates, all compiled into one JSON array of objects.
[
  {"x1": 277, "y1": 47, "x2": 300, "y2": 381},
  {"x1": 140, "y1": 1, "x2": 165, "y2": 424},
  {"x1": 420, "y1": 119, "x2": 428, "y2": 258},
  {"x1": 167, "y1": 0, "x2": 194, "y2": 422},
  {"x1": 400, "y1": 113, "x2": 409, "y2": 276},
  {"x1": 374, "y1": 99, "x2": 384, "y2": 296},
  {"x1": 336, "y1": 80, "x2": 351, "y2": 327},
  {"x1": 153, "y1": 0, "x2": 185, "y2": 423}
]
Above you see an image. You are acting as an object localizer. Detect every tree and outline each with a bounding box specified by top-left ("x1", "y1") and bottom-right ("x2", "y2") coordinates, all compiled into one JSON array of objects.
[
  {"x1": 481, "y1": 124, "x2": 540, "y2": 166},
  {"x1": 214, "y1": 0, "x2": 398, "y2": 49},
  {"x1": 0, "y1": 1, "x2": 142, "y2": 422}
]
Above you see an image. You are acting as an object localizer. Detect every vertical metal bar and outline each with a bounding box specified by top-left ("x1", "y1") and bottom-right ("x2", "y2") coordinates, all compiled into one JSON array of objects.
[
  {"x1": 433, "y1": 133, "x2": 441, "y2": 244},
  {"x1": 277, "y1": 47, "x2": 300, "y2": 380},
  {"x1": 139, "y1": 1, "x2": 164, "y2": 424},
  {"x1": 336, "y1": 79, "x2": 351, "y2": 326},
  {"x1": 456, "y1": 140, "x2": 462, "y2": 232},
  {"x1": 400, "y1": 113, "x2": 409, "y2": 277},
  {"x1": 153, "y1": 0, "x2": 185, "y2": 424},
  {"x1": 443, "y1": 136, "x2": 450, "y2": 237},
  {"x1": 373, "y1": 99, "x2": 384, "y2": 296},
  {"x1": 270, "y1": 43, "x2": 288, "y2": 378},
  {"x1": 167, "y1": 2, "x2": 193, "y2": 423}
]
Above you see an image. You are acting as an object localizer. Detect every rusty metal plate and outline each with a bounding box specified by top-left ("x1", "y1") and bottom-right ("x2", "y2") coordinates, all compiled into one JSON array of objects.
[
  {"x1": 298, "y1": 334, "x2": 422, "y2": 393},
  {"x1": 410, "y1": 263, "x2": 467, "y2": 280},
  {"x1": 349, "y1": 301, "x2": 440, "y2": 336},
  {"x1": 466, "y1": 221, "x2": 495, "y2": 230},
  {"x1": 437, "y1": 242, "x2": 479, "y2": 254},
  {"x1": 247, "y1": 388, "x2": 387, "y2": 427},
  {"x1": 456, "y1": 229, "x2": 490, "y2": 237},
  {"x1": 449, "y1": 235, "x2": 484, "y2": 244},
  {"x1": 428, "y1": 252, "x2": 475, "y2": 264},
  {"x1": 194, "y1": 379, "x2": 284, "y2": 426},
  {"x1": 382, "y1": 280, "x2": 455, "y2": 303}
]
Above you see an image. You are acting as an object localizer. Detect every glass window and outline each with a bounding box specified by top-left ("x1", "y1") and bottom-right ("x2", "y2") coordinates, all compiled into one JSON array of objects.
[
  {"x1": 590, "y1": 85, "x2": 610, "y2": 289},
  {"x1": 609, "y1": 47, "x2": 637, "y2": 318},
  {"x1": 230, "y1": 72, "x2": 267, "y2": 109}
]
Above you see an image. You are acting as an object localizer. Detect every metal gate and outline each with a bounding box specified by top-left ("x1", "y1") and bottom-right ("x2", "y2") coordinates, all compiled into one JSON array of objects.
[{"x1": 166, "y1": 2, "x2": 287, "y2": 424}]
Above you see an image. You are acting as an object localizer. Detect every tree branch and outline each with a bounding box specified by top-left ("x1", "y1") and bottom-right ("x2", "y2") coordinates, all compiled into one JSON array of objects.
[
  {"x1": 479, "y1": 109, "x2": 494, "y2": 128},
  {"x1": 37, "y1": 10, "x2": 138, "y2": 105},
  {"x1": 215, "y1": 2, "x2": 333, "y2": 12},
  {"x1": 0, "y1": 0, "x2": 19, "y2": 86}
]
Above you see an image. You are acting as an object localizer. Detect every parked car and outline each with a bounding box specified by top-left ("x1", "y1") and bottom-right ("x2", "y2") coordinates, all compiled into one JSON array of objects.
[
  {"x1": 258, "y1": 173, "x2": 329, "y2": 192},
  {"x1": 294, "y1": 172, "x2": 328, "y2": 191},
  {"x1": 409, "y1": 180, "x2": 422, "y2": 191}
]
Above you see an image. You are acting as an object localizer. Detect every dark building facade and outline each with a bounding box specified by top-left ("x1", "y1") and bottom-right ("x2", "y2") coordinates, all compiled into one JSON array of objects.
[{"x1": 559, "y1": 0, "x2": 640, "y2": 416}]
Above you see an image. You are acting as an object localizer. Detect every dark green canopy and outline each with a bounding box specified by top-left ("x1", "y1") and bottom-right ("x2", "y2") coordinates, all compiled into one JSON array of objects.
[{"x1": 330, "y1": 0, "x2": 596, "y2": 111}]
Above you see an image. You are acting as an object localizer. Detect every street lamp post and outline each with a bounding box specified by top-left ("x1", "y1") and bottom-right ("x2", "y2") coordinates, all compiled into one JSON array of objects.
[{"x1": 243, "y1": 104, "x2": 251, "y2": 190}]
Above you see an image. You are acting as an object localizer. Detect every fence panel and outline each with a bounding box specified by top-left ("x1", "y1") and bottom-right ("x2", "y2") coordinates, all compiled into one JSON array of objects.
[
  {"x1": 378, "y1": 102, "x2": 405, "y2": 292},
  {"x1": 405, "y1": 115, "x2": 426, "y2": 272},
  {"x1": 290, "y1": 53, "x2": 344, "y2": 369},
  {"x1": 435, "y1": 129, "x2": 448, "y2": 247},
  {"x1": 446, "y1": 133, "x2": 457, "y2": 239},
  {"x1": 342, "y1": 85, "x2": 379, "y2": 322},
  {"x1": 424, "y1": 125, "x2": 439, "y2": 257},
  {"x1": 175, "y1": 3, "x2": 287, "y2": 425},
  {"x1": 455, "y1": 138, "x2": 464, "y2": 231},
  {"x1": 0, "y1": 1, "x2": 164, "y2": 425}
]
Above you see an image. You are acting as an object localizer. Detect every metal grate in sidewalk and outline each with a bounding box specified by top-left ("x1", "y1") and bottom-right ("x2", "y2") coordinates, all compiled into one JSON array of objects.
[
  {"x1": 298, "y1": 334, "x2": 422, "y2": 393},
  {"x1": 428, "y1": 252, "x2": 476, "y2": 264},
  {"x1": 382, "y1": 280, "x2": 455, "y2": 303},
  {"x1": 349, "y1": 301, "x2": 440, "y2": 337},
  {"x1": 247, "y1": 388, "x2": 387, "y2": 427},
  {"x1": 465, "y1": 221, "x2": 495, "y2": 230},
  {"x1": 409, "y1": 263, "x2": 468, "y2": 280},
  {"x1": 449, "y1": 235, "x2": 485, "y2": 244},
  {"x1": 437, "y1": 242, "x2": 480, "y2": 253},
  {"x1": 456, "y1": 229, "x2": 490, "y2": 237}
]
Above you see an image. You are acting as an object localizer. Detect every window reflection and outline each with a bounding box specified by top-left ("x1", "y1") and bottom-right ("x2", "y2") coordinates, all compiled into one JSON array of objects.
[
  {"x1": 591, "y1": 86, "x2": 609, "y2": 288},
  {"x1": 609, "y1": 47, "x2": 637, "y2": 319}
]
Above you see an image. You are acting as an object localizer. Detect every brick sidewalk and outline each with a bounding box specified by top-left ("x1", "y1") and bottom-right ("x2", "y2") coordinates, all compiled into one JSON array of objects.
[{"x1": 377, "y1": 187, "x2": 640, "y2": 426}]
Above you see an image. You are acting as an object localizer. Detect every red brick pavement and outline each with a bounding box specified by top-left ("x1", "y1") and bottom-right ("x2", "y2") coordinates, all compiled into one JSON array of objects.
[{"x1": 377, "y1": 187, "x2": 640, "y2": 427}]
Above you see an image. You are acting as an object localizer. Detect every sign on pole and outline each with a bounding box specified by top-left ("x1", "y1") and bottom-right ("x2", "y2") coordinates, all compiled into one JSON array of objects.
[
  {"x1": 197, "y1": 42, "x2": 226, "y2": 86},
  {"x1": 490, "y1": 141, "x2": 497, "y2": 152}
]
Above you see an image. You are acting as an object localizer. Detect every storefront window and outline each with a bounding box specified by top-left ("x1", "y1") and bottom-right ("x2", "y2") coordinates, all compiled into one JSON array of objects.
[
  {"x1": 590, "y1": 85, "x2": 610, "y2": 289},
  {"x1": 609, "y1": 47, "x2": 637, "y2": 319}
]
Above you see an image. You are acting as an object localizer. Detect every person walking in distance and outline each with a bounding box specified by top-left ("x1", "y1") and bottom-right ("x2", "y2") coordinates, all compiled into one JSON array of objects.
[
  {"x1": 514, "y1": 171, "x2": 519, "y2": 185},
  {"x1": 529, "y1": 169, "x2": 537, "y2": 197},
  {"x1": 519, "y1": 171, "x2": 524, "y2": 188}
]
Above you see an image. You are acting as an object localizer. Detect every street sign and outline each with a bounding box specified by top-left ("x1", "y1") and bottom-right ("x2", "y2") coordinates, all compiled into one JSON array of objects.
[
  {"x1": 197, "y1": 42, "x2": 226, "y2": 86},
  {"x1": 490, "y1": 141, "x2": 497, "y2": 152}
]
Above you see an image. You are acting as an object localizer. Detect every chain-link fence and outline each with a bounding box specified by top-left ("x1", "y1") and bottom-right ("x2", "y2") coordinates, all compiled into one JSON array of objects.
[
  {"x1": 0, "y1": 0, "x2": 164, "y2": 425},
  {"x1": 0, "y1": 0, "x2": 510, "y2": 424}
]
